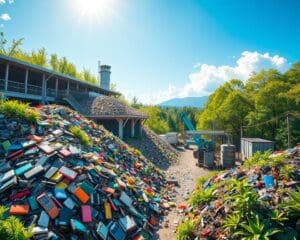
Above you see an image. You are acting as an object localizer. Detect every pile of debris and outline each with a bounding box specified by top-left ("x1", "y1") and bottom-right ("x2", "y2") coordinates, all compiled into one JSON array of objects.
[
  {"x1": 126, "y1": 127, "x2": 179, "y2": 169},
  {"x1": 89, "y1": 96, "x2": 147, "y2": 118},
  {"x1": 177, "y1": 146, "x2": 300, "y2": 239},
  {"x1": 0, "y1": 105, "x2": 174, "y2": 240}
]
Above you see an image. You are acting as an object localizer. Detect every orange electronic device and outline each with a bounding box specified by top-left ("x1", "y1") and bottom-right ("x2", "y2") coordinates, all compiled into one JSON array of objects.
[
  {"x1": 74, "y1": 187, "x2": 90, "y2": 204},
  {"x1": 9, "y1": 204, "x2": 30, "y2": 215},
  {"x1": 36, "y1": 193, "x2": 60, "y2": 219}
]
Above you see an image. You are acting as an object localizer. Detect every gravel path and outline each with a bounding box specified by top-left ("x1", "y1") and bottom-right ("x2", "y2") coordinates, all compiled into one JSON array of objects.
[{"x1": 156, "y1": 147, "x2": 210, "y2": 240}]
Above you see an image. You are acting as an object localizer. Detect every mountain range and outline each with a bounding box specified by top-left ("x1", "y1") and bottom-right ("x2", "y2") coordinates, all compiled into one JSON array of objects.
[{"x1": 157, "y1": 96, "x2": 208, "y2": 108}]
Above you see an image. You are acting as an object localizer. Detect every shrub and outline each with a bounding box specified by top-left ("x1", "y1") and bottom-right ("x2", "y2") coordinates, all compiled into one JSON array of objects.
[
  {"x1": 189, "y1": 187, "x2": 215, "y2": 207},
  {"x1": 196, "y1": 170, "x2": 220, "y2": 187},
  {"x1": 0, "y1": 206, "x2": 33, "y2": 240},
  {"x1": 0, "y1": 100, "x2": 40, "y2": 123},
  {"x1": 243, "y1": 150, "x2": 286, "y2": 168},
  {"x1": 69, "y1": 126, "x2": 92, "y2": 147},
  {"x1": 177, "y1": 219, "x2": 195, "y2": 240}
]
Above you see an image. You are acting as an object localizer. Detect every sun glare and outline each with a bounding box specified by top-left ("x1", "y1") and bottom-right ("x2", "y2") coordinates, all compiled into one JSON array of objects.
[{"x1": 75, "y1": 0, "x2": 116, "y2": 23}]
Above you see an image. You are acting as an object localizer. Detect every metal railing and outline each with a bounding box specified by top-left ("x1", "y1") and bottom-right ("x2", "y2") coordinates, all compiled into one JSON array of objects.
[
  {"x1": 63, "y1": 92, "x2": 83, "y2": 112},
  {"x1": 7, "y1": 80, "x2": 26, "y2": 93},
  {"x1": 0, "y1": 79, "x2": 91, "y2": 103},
  {"x1": 46, "y1": 88, "x2": 56, "y2": 97},
  {"x1": 27, "y1": 84, "x2": 42, "y2": 95}
]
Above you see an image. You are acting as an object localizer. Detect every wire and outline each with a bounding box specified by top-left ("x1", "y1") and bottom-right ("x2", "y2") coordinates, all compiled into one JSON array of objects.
[{"x1": 242, "y1": 111, "x2": 300, "y2": 129}]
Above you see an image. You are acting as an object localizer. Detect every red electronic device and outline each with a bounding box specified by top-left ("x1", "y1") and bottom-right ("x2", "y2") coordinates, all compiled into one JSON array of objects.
[
  {"x1": 81, "y1": 205, "x2": 92, "y2": 223},
  {"x1": 36, "y1": 193, "x2": 60, "y2": 219},
  {"x1": 10, "y1": 189, "x2": 31, "y2": 201},
  {"x1": 7, "y1": 150, "x2": 24, "y2": 161},
  {"x1": 108, "y1": 197, "x2": 118, "y2": 211}
]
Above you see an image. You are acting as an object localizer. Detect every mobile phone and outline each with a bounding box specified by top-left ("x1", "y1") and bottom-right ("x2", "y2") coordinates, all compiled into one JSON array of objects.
[
  {"x1": 36, "y1": 193, "x2": 59, "y2": 219},
  {"x1": 59, "y1": 166, "x2": 77, "y2": 180}
]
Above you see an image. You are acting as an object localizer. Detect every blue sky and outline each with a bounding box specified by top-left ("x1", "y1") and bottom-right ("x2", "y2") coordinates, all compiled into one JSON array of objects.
[{"x1": 0, "y1": 0, "x2": 299, "y2": 103}]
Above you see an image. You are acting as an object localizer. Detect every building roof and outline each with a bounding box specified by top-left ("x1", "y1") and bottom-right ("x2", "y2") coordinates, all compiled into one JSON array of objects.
[
  {"x1": 241, "y1": 138, "x2": 273, "y2": 143},
  {"x1": 0, "y1": 54, "x2": 120, "y2": 96},
  {"x1": 87, "y1": 96, "x2": 148, "y2": 119}
]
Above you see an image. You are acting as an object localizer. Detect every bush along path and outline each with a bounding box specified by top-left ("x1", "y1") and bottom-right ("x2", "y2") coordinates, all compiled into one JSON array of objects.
[{"x1": 177, "y1": 149, "x2": 300, "y2": 240}]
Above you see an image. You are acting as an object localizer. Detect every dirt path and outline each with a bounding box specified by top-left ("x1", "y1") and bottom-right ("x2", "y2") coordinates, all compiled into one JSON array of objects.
[{"x1": 156, "y1": 148, "x2": 210, "y2": 240}]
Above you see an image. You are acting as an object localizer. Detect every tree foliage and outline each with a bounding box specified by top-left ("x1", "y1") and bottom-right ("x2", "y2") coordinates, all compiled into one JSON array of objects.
[
  {"x1": 198, "y1": 65, "x2": 300, "y2": 149},
  {"x1": 131, "y1": 97, "x2": 202, "y2": 135},
  {"x1": 0, "y1": 32, "x2": 104, "y2": 86}
]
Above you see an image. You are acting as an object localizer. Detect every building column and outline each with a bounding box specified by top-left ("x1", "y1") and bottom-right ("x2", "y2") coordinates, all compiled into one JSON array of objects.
[
  {"x1": 139, "y1": 120, "x2": 144, "y2": 137},
  {"x1": 76, "y1": 84, "x2": 79, "y2": 91},
  {"x1": 118, "y1": 119, "x2": 124, "y2": 139},
  {"x1": 24, "y1": 69, "x2": 28, "y2": 94},
  {"x1": 67, "y1": 80, "x2": 70, "y2": 95},
  {"x1": 131, "y1": 119, "x2": 136, "y2": 138},
  {"x1": 4, "y1": 63, "x2": 9, "y2": 91},
  {"x1": 55, "y1": 78, "x2": 58, "y2": 97},
  {"x1": 42, "y1": 74, "x2": 46, "y2": 104}
]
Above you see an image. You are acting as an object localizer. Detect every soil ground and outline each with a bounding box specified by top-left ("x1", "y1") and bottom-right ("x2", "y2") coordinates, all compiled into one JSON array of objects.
[{"x1": 155, "y1": 147, "x2": 210, "y2": 240}]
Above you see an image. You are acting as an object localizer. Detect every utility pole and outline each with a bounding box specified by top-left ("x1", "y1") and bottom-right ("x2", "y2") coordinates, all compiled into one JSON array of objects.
[
  {"x1": 287, "y1": 113, "x2": 291, "y2": 148},
  {"x1": 240, "y1": 126, "x2": 243, "y2": 139}
]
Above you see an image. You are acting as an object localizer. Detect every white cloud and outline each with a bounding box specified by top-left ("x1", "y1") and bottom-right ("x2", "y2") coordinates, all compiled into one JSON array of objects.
[
  {"x1": 0, "y1": 0, "x2": 5, "y2": 5},
  {"x1": 182, "y1": 51, "x2": 287, "y2": 97},
  {"x1": 0, "y1": 13, "x2": 11, "y2": 21},
  {"x1": 8, "y1": 0, "x2": 14, "y2": 4},
  {"x1": 135, "y1": 51, "x2": 288, "y2": 104}
]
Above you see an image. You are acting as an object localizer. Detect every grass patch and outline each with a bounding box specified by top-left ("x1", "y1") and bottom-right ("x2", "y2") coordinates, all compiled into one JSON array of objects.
[
  {"x1": 0, "y1": 206, "x2": 33, "y2": 240},
  {"x1": 177, "y1": 219, "x2": 196, "y2": 240},
  {"x1": 0, "y1": 100, "x2": 40, "y2": 123},
  {"x1": 196, "y1": 170, "x2": 220, "y2": 187},
  {"x1": 69, "y1": 126, "x2": 92, "y2": 147},
  {"x1": 243, "y1": 150, "x2": 286, "y2": 168}
]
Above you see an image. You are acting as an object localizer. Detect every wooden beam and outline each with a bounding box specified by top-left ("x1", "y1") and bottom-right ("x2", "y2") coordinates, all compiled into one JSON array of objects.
[
  {"x1": 118, "y1": 119, "x2": 124, "y2": 139},
  {"x1": 24, "y1": 69, "x2": 28, "y2": 94},
  {"x1": 42, "y1": 74, "x2": 46, "y2": 103},
  {"x1": 55, "y1": 78, "x2": 58, "y2": 97},
  {"x1": 67, "y1": 80, "x2": 70, "y2": 95},
  {"x1": 4, "y1": 63, "x2": 9, "y2": 91},
  {"x1": 131, "y1": 119, "x2": 136, "y2": 138}
]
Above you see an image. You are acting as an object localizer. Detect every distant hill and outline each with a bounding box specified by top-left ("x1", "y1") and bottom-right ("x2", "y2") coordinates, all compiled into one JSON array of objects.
[{"x1": 158, "y1": 96, "x2": 208, "y2": 108}]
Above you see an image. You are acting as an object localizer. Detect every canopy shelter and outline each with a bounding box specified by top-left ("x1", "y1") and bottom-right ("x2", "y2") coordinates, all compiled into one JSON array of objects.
[{"x1": 85, "y1": 96, "x2": 148, "y2": 139}]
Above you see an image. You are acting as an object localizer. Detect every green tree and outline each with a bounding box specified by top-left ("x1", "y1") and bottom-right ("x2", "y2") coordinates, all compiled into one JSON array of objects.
[
  {"x1": 140, "y1": 106, "x2": 170, "y2": 134},
  {"x1": 30, "y1": 47, "x2": 48, "y2": 67},
  {"x1": 0, "y1": 32, "x2": 24, "y2": 57},
  {"x1": 50, "y1": 53, "x2": 59, "y2": 72}
]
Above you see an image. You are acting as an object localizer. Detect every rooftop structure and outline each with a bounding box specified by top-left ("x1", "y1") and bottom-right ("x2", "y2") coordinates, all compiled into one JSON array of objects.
[
  {"x1": 0, "y1": 54, "x2": 119, "y2": 103},
  {"x1": 0, "y1": 54, "x2": 147, "y2": 139}
]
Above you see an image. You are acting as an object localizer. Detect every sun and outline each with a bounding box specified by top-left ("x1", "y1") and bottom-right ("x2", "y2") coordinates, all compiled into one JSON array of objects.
[{"x1": 75, "y1": 0, "x2": 117, "y2": 23}]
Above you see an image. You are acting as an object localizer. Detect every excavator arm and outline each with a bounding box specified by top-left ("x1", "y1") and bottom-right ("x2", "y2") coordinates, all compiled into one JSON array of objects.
[{"x1": 180, "y1": 112, "x2": 205, "y2": 149}]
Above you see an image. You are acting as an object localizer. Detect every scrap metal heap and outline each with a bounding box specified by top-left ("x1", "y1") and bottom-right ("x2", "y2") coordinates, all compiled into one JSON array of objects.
[
  {"x1": 178, "y1": 147, "x2": 300, "y2": 239},
  {"x1": 0, "y1": 105, "x2": 174, "y2": 240}
]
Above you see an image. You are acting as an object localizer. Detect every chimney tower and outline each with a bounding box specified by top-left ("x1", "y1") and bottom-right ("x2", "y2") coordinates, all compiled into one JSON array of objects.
[{"x1": 98, "y1": 62, "x2": 111, "y2": 90}]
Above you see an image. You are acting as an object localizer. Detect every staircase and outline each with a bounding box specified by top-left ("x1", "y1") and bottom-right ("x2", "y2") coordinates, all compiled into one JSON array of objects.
[{"x1": 63, "y1": 93, "x2": 83, "y2": 113}]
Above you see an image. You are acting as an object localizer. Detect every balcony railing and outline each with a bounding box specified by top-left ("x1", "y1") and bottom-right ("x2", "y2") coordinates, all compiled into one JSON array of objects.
[
  {"x1": 0, "y1": 79, "x2": 91, "y2": 102},
  {"x1": 7, "y1": 80, "x2": 26, "y2": 93},
  {"x1": 27, "y1": 84, "x2": 42, "y2": 95},
  {"x1": 46, "y1": 88, "x2": 56, "y2": 97}
]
